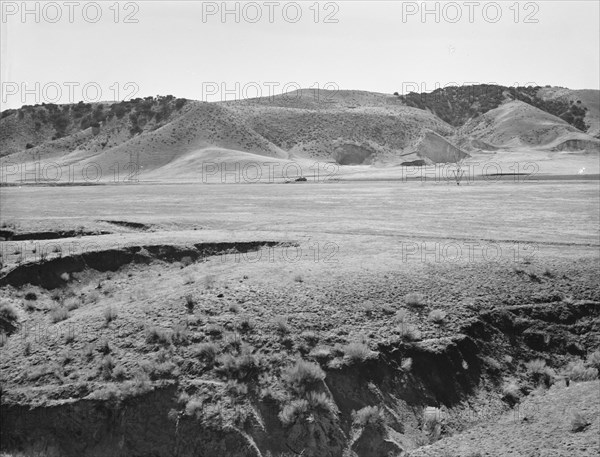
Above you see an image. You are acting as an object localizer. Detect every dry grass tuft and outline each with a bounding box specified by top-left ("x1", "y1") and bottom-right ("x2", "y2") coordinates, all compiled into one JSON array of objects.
[
  {"x1": 526, "y1": 358, "x2": 555, "y2": 387},
  {"x1": 50, "y1": 306, "x2": 68, "y2": 323},
  {"x1": 564, "y1": 360, "x2": 598, "y2": 382},
  {"x1": 100, "y1": 355, "x2": 115, "y2": 380},
  {"x1": 202, "y1": 275, "x2": 217, "y2": 290},
  {"x1": 428, "y1": 309, "x2": 446, "y2": 324},
  {"x1": 193, "y1": 342, "x2": 219, "y2": 364},
  {"x1": 279, "y1": 392, "x2": 337, "y2": 426},
  {"x1": 64, "y1": 297, "x2": 80, "y2": 311},
  {"x1": 205, "y1": 323, "x2": 224, "y2": 338},
  {"x1": 405, "y1": 292, "x2": 425, "y2": 308},
  {"x1": 398, "y1": 322, "x2": 419, "y2": 341},
  {"x1": 309, "y1": 345, "x2": 332, "y2": 362},
  {"x1": 501, "y1": 380, "x2": 521, "y2": 405},
  {"x1": 0, "y1": 300, "x2": 19, "y2": 328},
  {"x1": 172, "y1": 323, "x2": 189, "y2": 345},
  {"x1": 98, "y1": 338, "x2": 111, "y2": 354},
  {"x1": 352, "y1": 405, "x2": 386, "y2": 429},
  {"x1": 237, "y1": 316, "x2": 253, "y2": 332},
  {"x1": 83, "y1": 343, "x2": 95, "y2": 360},
  {"x1": 24, "y1": 300, "x2": 37, "y2": 312},
  {"x1": 278, "y1": 398, "x2": 309, "y2": 426},
  {"x1": 64, "y1": 326, "x2": 76, "y2": 343},
  {"x1": 223, "y1": 332, "x2": 243, "y2": 352},
  {"x1": 145, "y1": 326, "x2": 172, "y2": 345},
  {"x1": 274, "y1": 316, "x2": 290, "y2": 335},
  {"x1": 341, "y1": 342, "x2": 377, "y2": 365},
  {"x1": 586, "y1": 350, "x2": 600, "y2": 372},
  {"x1": 362, "y1": 301, "x2": 376, "y2": 317},
  {"x1": 301, "y1": 330, "x2": 319, "y2": 346},
  {"x1": 103, "y1": 306, "x2": 118, "y2": 325},
  {"x1": 282, "y1": 359, "x2": 325, "y2": 393},
  {"x1": 184, "y1": 294, "x2": 196, "y2": 313},
  {"x1": 216, "y1": 346, "x2": 260, "y2": 381},
  {"x1": 395, "y1": 309, "x2": 409, "y2": 323}
]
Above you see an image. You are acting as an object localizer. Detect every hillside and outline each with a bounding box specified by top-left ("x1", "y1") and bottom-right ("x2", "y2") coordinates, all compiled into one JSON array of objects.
[
  {"x1": 537, "y1": 87, "x2": 600, "y2": 138},
  {"x1": 224, "y1": 90, "x2": 458, "y2": 165},
  {"x1": 457, "y1": 100, "x2": 600, "y2": 151},
  {"x1": 399, "y1": 84, "x2": 599, "y2": 136},
  {"x1": 1, "y1": 85, "x2": 599, "y2": 183},
  {"x1": 1, "y1": 98, "x2": 286, "y2": 175},
  {"x1": 396, "y1": 84, "x2": 600, "y2": 153},
  {"x1": 0, "y1": 96, "x2": 189, "y2": 158},
  {"x1": 0, "y1": 90, "x2": 464, "y2": 182}
]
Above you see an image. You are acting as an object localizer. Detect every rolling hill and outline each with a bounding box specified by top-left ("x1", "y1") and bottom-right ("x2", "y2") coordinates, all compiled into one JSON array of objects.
[
  {"x1": 224, "y1": 89, "x2": 458, "y2": 165},
  {"x1": 0, "y1": 85, "x2": 598, "y2": 183},
  {"x1": 457, "y1": 100, "x2": 599, "y2": 151},
  {"x1": 399, "y1": 84, "x2": 598, "y2": 136},
  {"x1": 537, "y1": 87, "x2": 600, "y2": 137}
]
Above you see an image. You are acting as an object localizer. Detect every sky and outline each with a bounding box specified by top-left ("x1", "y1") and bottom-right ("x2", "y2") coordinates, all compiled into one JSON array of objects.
[{"x1": 1, "y1": 0, "x2": 599, "y2": 109}]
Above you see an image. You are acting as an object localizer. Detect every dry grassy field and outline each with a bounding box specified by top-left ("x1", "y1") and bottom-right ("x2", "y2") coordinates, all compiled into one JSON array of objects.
[
  {"x1": 1, "y1": 178, "x2": 599, "y2": 456},
  {"x1": 1, "y1": 180, "x2": 599, "y2": 242}
]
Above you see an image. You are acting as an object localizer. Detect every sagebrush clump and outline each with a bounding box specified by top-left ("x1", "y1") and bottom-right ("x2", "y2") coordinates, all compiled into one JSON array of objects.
[
  {"x1": 525, "y1": 359, "x2": 555, "y2": 387},
  {"x1": 279, "y1": 391, "x2": 337, "y2": 426},
  {"x1": 0, "y1": 300, "x2": 19, "y2": 332},
  {"x1": 352, "y1": 405, "x2": 386, "y2": 430},
  {"x1": 398, "y1": 322, "x2": 419, "y2": 341},
  {"x1": 585, "y1": 350, "x2": 600, "y2": 372},
  {"x1": 274, "y1": 316, "x2": 291, "y2": 335},
  {"x1": 341, "y1": 342, "x2": 377, "y2": 365},
  {"x1": 194, "y1": 342, "x2": 219, "y2": 364},
  {"x1": 50, "y1": 306, "x2": 69, "y2": 323},
  {"x1": 216, "y1": 345, "x2": 260, "y2": 381},
  {"x1": 282, "y1": 359, "x2": 325, "y2": 393},
  {"x1": 564, "y1": 360, "x2": 598, "y2": 382},
  {"x1": 428, "y1": 309, "x2": 446, "y2": 324},
  {"x1": 145, "y1": 326, "x2": 172, "y2": 345},
  {"x1": 405, "y1": 292, "x2": 425, "y2": 308},
  {"x1": 501, "y1": 380, "x2": 521, "y2": 405}
]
